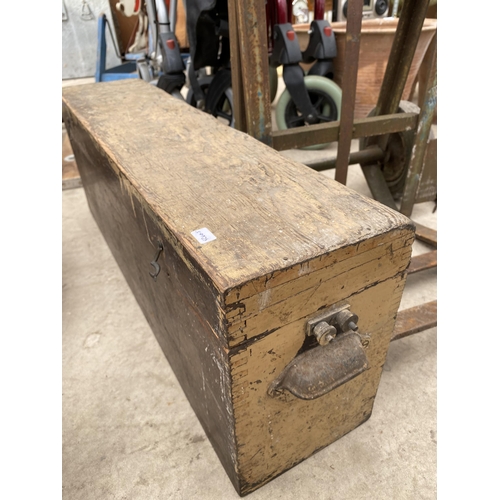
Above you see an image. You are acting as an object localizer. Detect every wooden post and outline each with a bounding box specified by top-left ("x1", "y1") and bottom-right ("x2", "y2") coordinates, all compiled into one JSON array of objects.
[
  {"x1": 334, "y1": 0, "x2": 363, "y2": 185},
  {"x1": 399, "y1": 37, "x2": 437, "y2": 217},
  {"x1": 229, "y1": 0, "x2": 272, "y2": 146},
  {"x1": 227, "y1": 0, "x2": 247, "y2": 132}
]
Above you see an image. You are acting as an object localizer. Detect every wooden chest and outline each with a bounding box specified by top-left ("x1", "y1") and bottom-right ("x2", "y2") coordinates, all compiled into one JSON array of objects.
[{"x1": 62, "y1": 80, "x2": 415, "y2": 496}]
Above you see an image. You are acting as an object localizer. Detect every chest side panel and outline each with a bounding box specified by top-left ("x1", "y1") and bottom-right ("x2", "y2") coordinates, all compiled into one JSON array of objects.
[
  {"x1": 227, "y1": 230, "x2": 413, "y2": 494},
  {"x1": 63, "y1": 107, "x2": 240, "y2": 490},
  {"x1": 225, "y1": 228, "x2": 413, "y2": 346}
]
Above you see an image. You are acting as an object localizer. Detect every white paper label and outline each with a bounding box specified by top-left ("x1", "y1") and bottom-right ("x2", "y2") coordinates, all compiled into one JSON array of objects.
[{"x1": 191, "y1": 228, "x2": 217, "y2": 244}]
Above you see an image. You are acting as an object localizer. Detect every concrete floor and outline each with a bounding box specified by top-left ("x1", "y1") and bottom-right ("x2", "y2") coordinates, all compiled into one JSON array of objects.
[{"x1": 62, "y1": 80, "x2": 437, "y2": 499}]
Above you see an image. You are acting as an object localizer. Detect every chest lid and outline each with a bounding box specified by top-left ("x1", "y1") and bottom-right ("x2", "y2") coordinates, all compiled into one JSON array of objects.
[{"x1": 63, "y1": 80, "x2": 412, "y2": 295}]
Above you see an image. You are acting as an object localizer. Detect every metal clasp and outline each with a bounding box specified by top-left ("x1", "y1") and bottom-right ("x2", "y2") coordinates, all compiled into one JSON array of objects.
[
  {"x1": 306, "y1": 302, "x2": 359, "y2": 346},
  {"x1": 149, "y1": 241, "x2": 164, "y2": 281}
]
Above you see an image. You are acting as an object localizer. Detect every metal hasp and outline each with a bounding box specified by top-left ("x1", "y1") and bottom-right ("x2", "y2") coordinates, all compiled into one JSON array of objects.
[
  {"x1": 268, "y1": 303, "x2": 368, "y2": 400},
  {"x1": 149, "y1": 241, "x2": 164, "y2": 281},
  {"x1": 306, "y1": 302, "x2": 359, "y2": 339}
]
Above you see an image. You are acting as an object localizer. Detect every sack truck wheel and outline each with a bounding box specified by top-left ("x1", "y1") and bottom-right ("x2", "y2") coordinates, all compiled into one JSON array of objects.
[
  {"x1": 358, "y1": 100, "x2": 435, "y2": 200},
  {"x1": 275, "y1": 75, "x2": 342, "y2": 151},
  {"x1": 269, "y1": 64, "x2": 279, "y2": 104}
]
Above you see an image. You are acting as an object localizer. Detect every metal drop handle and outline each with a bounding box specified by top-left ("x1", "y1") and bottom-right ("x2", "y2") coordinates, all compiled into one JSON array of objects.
[
  {"x1": 268, "y1": 303, "x2": 369, "y2": 400},
  {"x1": 267, "y1": 332, "x2": 368, "y2": 400}
]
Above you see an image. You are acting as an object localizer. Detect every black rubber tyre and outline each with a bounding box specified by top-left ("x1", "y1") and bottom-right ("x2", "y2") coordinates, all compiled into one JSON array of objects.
[
  {"x1": 269, "y1": 63, "x2": 279, "y2": 104},
  {"x1": 204, "y1": 69, "x2": 235, "y2": 127},
  {"x1": 186, "y1": 76, "x2": 214, "y2": 109},
  {"x1": 212, "y1": 87, "x2": 234, "y2": 127}
]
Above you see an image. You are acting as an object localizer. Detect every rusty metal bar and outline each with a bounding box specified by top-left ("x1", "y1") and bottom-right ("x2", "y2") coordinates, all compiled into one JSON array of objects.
[
  {"x1": 360, "y1": 0, "x2": 431, "y2": 205},
  {"x1": 227, "y1": 0, "x2": 247, "y2": 132},
  {"x1": 334, "y1": 0, "x2": 363, "y2": 185},
  {"x1": 416, "y1": 31, "x2": 437, "y2": 111},
  {"x1": 414, "y1": 137, "x2": 437, "y2": 203},
  {"x1": 304, "y1": 147, "x2": 385, "y2": 172},
  {"x1": 400, "y1": 36, "x2": 437, "y2": 217},
  {"x1": 407, "y1": 250, "x2": 437, "y2": 275},
  {"x1": 231, "y1": 0, "x2": 272, "y2": 145},
  {"x1": 338, "y1": 174, "x2": 437, "y2": 247},
  {"x1": 374, "y1": 0, "x2": 431, "y2": 120},
  {"x1": 361, "y1": 164, "x2": 399, "y2": 210},
  {"x1": 272, "y1": 113, "x2": 418, "y2": 151},
  {"x1": 414, "y1": 223, "x2": 437, "y2": 247},
  {"x1": 273, "y1": 121, "x2": 340, "y2": 150},
  {"x1": 352, "y1": 113, "x2": 418, "y2": 139},
  {"x1": 391, "y1": 300, "x2": 437, "y2": 342}
]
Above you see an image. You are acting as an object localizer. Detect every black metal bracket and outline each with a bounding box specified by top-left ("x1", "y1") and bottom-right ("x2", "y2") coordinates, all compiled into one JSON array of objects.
[
  {"x1": 157, "y1": 32, "x2": 186, "y2": 94},
  {"x1": 269, "y1": 23, "x2": 303, "y2": 67},
  {"x1": 159, "y1": 32, "x2": 185, "y2": 74},
  {"x1": 302, "y1": 21, "x2": 337, "y2": 80},
  {"x1": 282, "y1": 64, "x2": 319, "y2": 125},
  {"x1": 302, "y1": 20, "x2": 337, "y2": 63}
]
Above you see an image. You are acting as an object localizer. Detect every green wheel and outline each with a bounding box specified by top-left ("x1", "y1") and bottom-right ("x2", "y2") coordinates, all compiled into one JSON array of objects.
[{"x1": 275, "y1": 75, "x2": 342, "y2": 151}]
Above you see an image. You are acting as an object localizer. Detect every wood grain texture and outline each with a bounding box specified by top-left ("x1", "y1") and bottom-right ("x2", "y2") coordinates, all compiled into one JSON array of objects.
[
  {"x1": 230, "y1": 0, "x2": 272, "y2": 144},
  {"x1": 63, "y1": 80, "x2": 416, "y2": 496},
  {"x1": 230, "y1": 275, "x2": 409, "y2": 494},
  {"x1": 62, "y1": 80, "x2": 413, "y2": 295},
  {"x1": 416, "y1": 137, "x2": 437, "y2": 203},
  {"x1": 226, "y1": 231, "x2": 413, "y2": 346},
  {"x1": 63, "y1": 108, "x2": 240, "y2": 489}
]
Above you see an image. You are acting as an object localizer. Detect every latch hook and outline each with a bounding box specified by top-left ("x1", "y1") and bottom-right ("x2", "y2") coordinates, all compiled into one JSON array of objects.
[{"x1": 149, "y1": 241, "x2": 164, "y2": 281}]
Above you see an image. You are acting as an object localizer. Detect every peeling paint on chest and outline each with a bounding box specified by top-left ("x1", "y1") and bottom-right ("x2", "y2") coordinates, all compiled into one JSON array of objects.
[
  {"x1": 298, "y1": 262, "x2": 311, "y2": 276},
  {"x1": 258, "y1": 289, "x2": 272, "y2": 311},
  {"x1": 211, "y1": 353, "x2": 231, "y2": 411}
]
